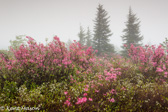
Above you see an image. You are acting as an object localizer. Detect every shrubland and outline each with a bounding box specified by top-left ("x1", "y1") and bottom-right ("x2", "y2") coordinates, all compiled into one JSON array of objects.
[{"x1": 0, "y1": 36, "x2": 168, "y2": 111}]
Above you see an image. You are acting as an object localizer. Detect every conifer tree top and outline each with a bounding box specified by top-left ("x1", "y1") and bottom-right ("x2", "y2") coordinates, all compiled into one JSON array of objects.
[
  {"x1": 121, "y1": 7, "x2": 143, "y2": 57},
  {"x1": 93, "y1": 4, "x2": 115, "y2": 55}
]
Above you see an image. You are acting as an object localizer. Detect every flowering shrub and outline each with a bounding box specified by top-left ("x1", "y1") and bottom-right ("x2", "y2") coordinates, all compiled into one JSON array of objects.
[
  {"x1": 0, "y1": 37, "x2": 168, "y2": 111},
  {"x1": 0, "y1": 36, "x2": 96, "y2": 88},
  {"x1": 128, "y1": 44, "x2": 168, "y2": 83}
]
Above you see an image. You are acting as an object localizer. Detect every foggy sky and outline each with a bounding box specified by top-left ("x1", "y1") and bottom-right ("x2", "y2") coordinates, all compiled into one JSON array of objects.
[{"x1": 0, "y1": 0, "x2": 168, "y2": 50}]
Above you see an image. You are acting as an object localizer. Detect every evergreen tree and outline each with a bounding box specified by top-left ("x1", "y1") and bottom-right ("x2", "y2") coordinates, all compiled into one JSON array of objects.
[
  {"x1": 121, "y1": 7, "x2": 143, "y2": 57},
  {"x1": 93, "y1": 4, "x2": 115, "y2": 56},
  {"x1": 86, "y1": 27, "x2": 92, "y2": 47},
  {"x1": 78, "y1": 26, "x2": 85, "y2": 46}
]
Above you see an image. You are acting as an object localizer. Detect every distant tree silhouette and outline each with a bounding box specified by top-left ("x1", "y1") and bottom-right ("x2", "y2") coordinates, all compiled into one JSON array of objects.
[
  {"x1": 121, "y1": 7, "x2": 143, "y2": 57},
  {"x1": 78, "y1": 25, "x2": 86, "y2": 46},
  {"x1": 86, "y1": 27, "x2": 92, "y2": 47},
  {"x1": 93, "y1": 4, "x2": 115, "y2": 56}
]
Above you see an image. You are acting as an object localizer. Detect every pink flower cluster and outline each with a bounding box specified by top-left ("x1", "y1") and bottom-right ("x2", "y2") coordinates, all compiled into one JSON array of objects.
[
  {"x1": 64, "y1": 91, "x2": 72, "y2": 107},
  {"x1": 64, "y1": 100, "x2": 71, "y2": 106},
  {"x1": 76, "y1": 97, "x2": 87, "y2": 104},
  {"x1": 109, "y1": 98, "x2": 115, "y2": 102},
  {"x1": 75, "y1": 97, "x2": 93, "y2": 105},
  {"x1": 128, "y1": 44, "x2": 165, "y2": 67},
  {"x1": 0, "y1": 36, "x2": 97, "y2": 84},
  {"x1": 128, "y1": 44, "x2": 168, "y2": 81}
]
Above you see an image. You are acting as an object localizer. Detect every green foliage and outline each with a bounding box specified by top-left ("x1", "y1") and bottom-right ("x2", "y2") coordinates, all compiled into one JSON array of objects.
[
  {"x1": 161, "y1": 37, "x2": 168, "y2": 48},
  {"x1": 9, "y1": 35, "x2": 27, "y2": 50},
  {"x1": 0, "y1": 49, "x2": 14, "y2": 60},
  {"x1": 115, "y1": 79, "x2": 168, "y2": 111},
  {"x1": 161, "y1": 37, "x2": 168, "y2": 53},
  {"x1": 1, "y1": 37, "x2": 168, "y2": 111},
  {"x1": 1, "y1": 57, "x2": 168, "y2": 111},
  {"x1": 0, "y1": 81, "x2": 18, "y2": 105},
  {"x1": 93, "y1": 4, "x2": 115, "y2": 55}
]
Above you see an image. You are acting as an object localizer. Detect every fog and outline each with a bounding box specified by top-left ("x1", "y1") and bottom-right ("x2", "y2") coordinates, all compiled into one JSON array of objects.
[{"x1": 0, "y1": 0, "x2": 168, "y2": 51}]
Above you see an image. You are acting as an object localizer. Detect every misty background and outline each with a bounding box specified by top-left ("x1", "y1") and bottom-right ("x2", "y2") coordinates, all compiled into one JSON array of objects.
[{"x1": 0, "y1": 0, "x2": 168, "y2": 52}]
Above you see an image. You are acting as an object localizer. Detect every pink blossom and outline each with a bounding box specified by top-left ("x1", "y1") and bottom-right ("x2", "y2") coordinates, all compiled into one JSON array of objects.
[
  {"x1": 95, "y1": 90, "x2": 99, "y2": 93},
  {"x1": 88, "y1": 98, "x2": 93, "y2": 101},
  {"x1": 64, "y1": 100, "x2": 71, "y2": 106},
  {"x1": 53, "y1": 36, "x2": 60, "y2": 41},
  {"x1": 109, "y1": 98, "x2": 115, "y2": 102},
  {"x1": 164, "y1": 72, "x2": 168, "y2": 77},
  {"x1": 67, "y1": 97, "x2": 71, "y2": 101},
  {"x1": 83, "y1": 93, "x2": 87, "y2": 96},
  {"x1": 109, "y1": 89, "x2": 116, "y2": 94},
  {"x1": 164, "y1": 74, "x2": 167, "y2": 78},
  {"x1": 156, "y1": 67, "x2": 164, "y2": 72},
  {"x1": 95, "y1": 50, "x2": 98, "y2": 53},
  {"x1": 103, "y1": 93, "x2": 106, "y2": 96},
  {"x1": 85, "y1": 85, "x2": 89, "y2": 88},
  {"x1": 84, "y1": 88, "x2": 88, "y2": 91},
  {"x1": 76, "y1": 97, "x2": 87, "y2": 105},
  {"x1": 145, "y1": 45, "x2": 149, "y2": 47},
  {"x1": 64, "y1": 91, "x2": 68, "y2": 95},
  {"x1": 124, "y1": 44, "x2": 127, "y2": 47},
  {"x1": 163, "y1": 64, "x2": 166, "y2": 70}
]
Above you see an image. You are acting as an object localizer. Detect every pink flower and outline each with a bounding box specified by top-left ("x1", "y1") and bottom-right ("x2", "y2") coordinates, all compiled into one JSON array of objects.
[
  {"x1": 83, "y1": 93, "x2": 87, "y2": 96},
  {"x1": 109, "y1": 98, "x2": 115, "y2": 103},
  {"x1": 95, "y1": 50, "x2": 98, "y2": 53},
  {"x1": 145, "y1": 45, "x2": 149, "y2": 47},
  {"x1": 26, "y1": 36, "x2": 34, "y2": 41},
  {"x1": 109, "y1": 89, "x2": 116, "y2": 94},
  {"x1": 64, "y1": 100, "x2": 71, "y2": 106},
  {"x1": 54, "y1": 36, "x2": 60, "y2": 41},
  {"x1": 95, "y1": 90, "x2": 99, "y2": 93},
  {"x1": 76, "y1": 97, "x2": 87, "y2": 105},
  {"x1": 156, "y1": 67, "x2": 164, "y2": 72},
  {"x1": 84, "y1": 88, "x2": 88, "y2": 91},
  {"x1": 164, "y1": 72, "x2": 167, "y2": 78},
  {"x1": 103, "y1": 93, "x2": 106, "y2": 96},
  {"x1": 124, "y1": 44, "x2": 127, "y2": 47},
  {"x1": 82, "y1": 97, "x2": 87, "y2": 102},
  {"x1": 67, "y1": 97, "x2": 71, "y2": 101},
  {"x1": 89, "y1": 98, "x2": 93, "y2": 101},
  {"x1": 64, "y1": 91, "x2": 68, "y2": 95}
]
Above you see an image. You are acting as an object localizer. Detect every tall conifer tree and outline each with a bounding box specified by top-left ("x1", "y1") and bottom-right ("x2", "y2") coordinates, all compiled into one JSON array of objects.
[
  {"x1": 121, "y1": 7, "x2": 143, "y2": 57},
  {"x1": 86, "y1": 27, "x2": 92, "y2": 47},
  {"x1": 78, "y1": 25, "x2": 85, "y2": 46},
  {"x1": 93, "y1": 4, "x2": 114, "y2": 55}
]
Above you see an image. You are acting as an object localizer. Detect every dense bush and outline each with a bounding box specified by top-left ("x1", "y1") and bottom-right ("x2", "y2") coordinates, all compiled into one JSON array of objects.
[
  {"x1": 128, "y1": 44, "x2": 168, "y2": 83},
  {"x1": 0, "y1": 36, "x2": 96, "y2": 89},
  {"x1": 0, "y1": 37, "x2": 168, "y2": 111}
]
